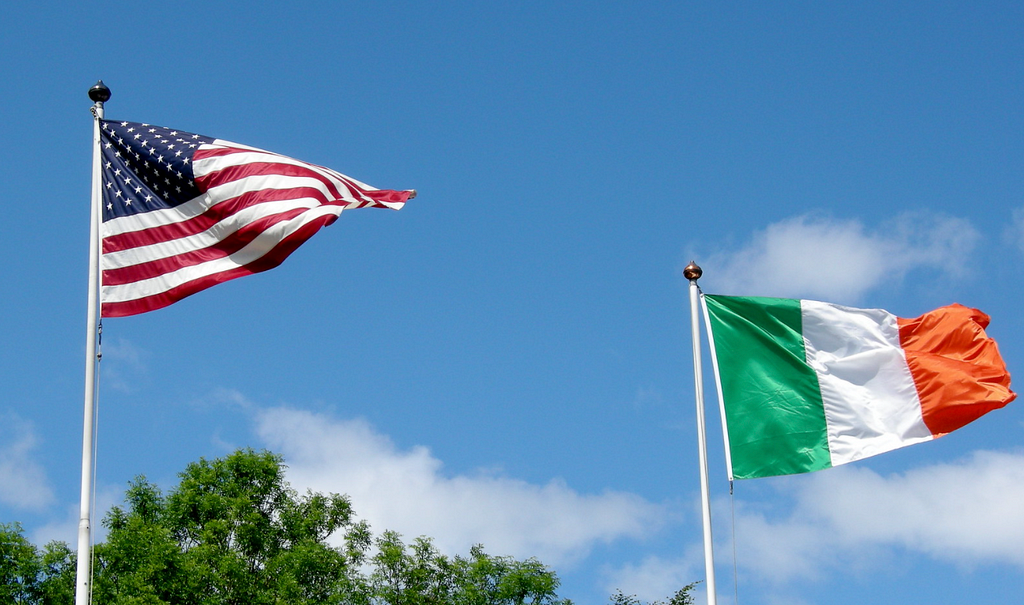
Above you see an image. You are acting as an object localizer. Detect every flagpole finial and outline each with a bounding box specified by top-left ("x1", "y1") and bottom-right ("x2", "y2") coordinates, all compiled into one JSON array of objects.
[
  {"x1": 88, "y1": 81, "x2": 111, "y2": 104},
  {"x1": 684, "y1": 261, "x2": 702, "y2": 281}
]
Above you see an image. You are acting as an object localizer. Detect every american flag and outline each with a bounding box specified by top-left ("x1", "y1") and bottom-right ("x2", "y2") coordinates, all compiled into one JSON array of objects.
[{"x1": 99, "y1": 120, "x2": 414, "y2": 317}]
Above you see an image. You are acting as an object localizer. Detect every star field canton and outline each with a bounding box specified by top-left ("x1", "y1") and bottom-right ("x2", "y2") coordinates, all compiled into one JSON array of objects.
[{"x1": 99, "y1": 120, "x2": 414, "y2": 317}]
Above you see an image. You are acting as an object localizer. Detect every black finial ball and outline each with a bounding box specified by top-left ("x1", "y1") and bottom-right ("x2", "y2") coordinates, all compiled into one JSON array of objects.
[{"x1": 88, "y1": 80, "x2": 111, "y2": 103}]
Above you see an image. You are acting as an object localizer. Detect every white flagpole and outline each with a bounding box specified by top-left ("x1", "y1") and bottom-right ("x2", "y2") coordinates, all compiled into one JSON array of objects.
[
  {"x1": 685, "y1": 261, "x2": 717, "y2": 605},
  {"x1": 76, "y1": 80, "x2": 109, "y2": 605}
]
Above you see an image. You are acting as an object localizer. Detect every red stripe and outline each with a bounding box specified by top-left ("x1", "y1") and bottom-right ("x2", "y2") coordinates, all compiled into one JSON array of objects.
[
  {"x1": 102, "y1": 207, "x2": 322, "y2": 285},
  {"x1": 193, "y1": 146, "x2": 414, "y2": 206},
  {"x1": 898, "y1": 304, "x2": 1016, "y2": 436},
  {"x1": 195, "y1": 161, "x2": 346, "y2": 201},
  {"x1": 196, "y1": 148, "x2": 360, "y2": 205},
  {"x1": 103, "y1": 159, "x2": 407, "y2": 254},
  {"x1": 102, "y1": 185, "x2": 335, "y2": 254},
  {"x1": 100, "y1": 140, "x2": 413, "y2": 316},
  {"x1": 101, "y1": 214, "x2": 337, "y2": 317},
  {"x1": 362, "y1": 188, "x2": 416, "y2": 204},
  {"x1": 192, "y1": 145, "x2": 251, "y2": 160}
]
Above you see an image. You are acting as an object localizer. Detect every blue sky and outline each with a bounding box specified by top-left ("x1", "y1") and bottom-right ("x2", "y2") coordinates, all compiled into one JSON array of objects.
[{"x1": 3, "y1": 2, "x2": 1023, "y2": 603}]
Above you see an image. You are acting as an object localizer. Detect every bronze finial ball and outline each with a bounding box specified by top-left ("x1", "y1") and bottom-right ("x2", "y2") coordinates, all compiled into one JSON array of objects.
[
  {"x1": 683, "y1": 261, "x2": 702, "y2": 281},
  {"x1": 89, "y1": 80, "x2": 111, "y2": 103}
]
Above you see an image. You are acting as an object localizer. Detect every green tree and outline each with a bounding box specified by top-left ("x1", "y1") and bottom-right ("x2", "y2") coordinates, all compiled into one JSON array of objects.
[
  {"x1": 0, "y1": 523, "x2": 75, "y2": 605},
  {"x1": 94, "y1": 449, "x2": 369, "y2": 605},
  {"x1": 4, "y1": 449, "x2": 695, "y2": 604},
  {"x1": 1, "y1": 522, "x2": 41, "y2": 604},
  {"x1": 369, "y1": 533, "x2": 567, "y2": 605},
  {"x1": 608, "y1": 582, "x2": 698, "y2": 605},
  {"x1": 89, "y1": 448, "x2": 568, "y2": 605},
  {"x1": 457, "y1": 544, "x2": 563, "y2": 605},
  {"x1": 37, "y1": 542, "x2": 77, "y2": 605},
  {"x1": 657, "y1": 582, "x2": 697, "y2": 605}
]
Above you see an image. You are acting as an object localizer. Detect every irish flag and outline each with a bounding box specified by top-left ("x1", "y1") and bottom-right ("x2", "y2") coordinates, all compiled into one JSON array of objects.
[{"x1": 702, "y1": 295, "x2": 1015, "y2": 480}]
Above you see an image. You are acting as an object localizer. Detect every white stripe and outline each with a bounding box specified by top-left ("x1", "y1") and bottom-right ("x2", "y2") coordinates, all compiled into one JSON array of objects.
[
  {"x1": 101, "y1": 205, "x2": 343, "y2": 303},
  {"x1": 204, "y1": 139, "x2": 268, "y2": 154},
  {"x1": 195, "y1": 142, "x2": 391, "y2": 206},
  {"x1": 101, "y1": 196, "x2": 326, "y2": 269},
  {"x1": 102, "y1": 191, "x2": 213, "y2": 237},
  {"x1": 200, "y1": 140, "x2": 384, "y2": 191},
  {"x1": 103, "y1": 143, "x2": 363, "y2": 238},
  {"x1": 194, "y1": 144, "x2": 383, "y2": 200},
  {"x1": 103, "y1": 172, "x2": 350, "y2": 242},
  {"x1": 800, "y1": 300, "x2": 933, "y2": 467},
  {"x1": 203, "y1": 173, "x2": 348, "y2": 207},
  {"x1": 192, "y1": 146, "x2": 323, "y2": 178}
]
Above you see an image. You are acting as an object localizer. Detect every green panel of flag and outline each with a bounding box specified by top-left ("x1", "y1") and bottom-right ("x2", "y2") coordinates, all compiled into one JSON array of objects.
[{"x1": 703, "y1": 295, "x2": 832, "y2": 479}]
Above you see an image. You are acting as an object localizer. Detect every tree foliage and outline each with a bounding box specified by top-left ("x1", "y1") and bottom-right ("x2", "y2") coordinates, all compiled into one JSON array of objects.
[
  {"x1": 3, "y1": 449, "x2": 695, "y2": 604},
  {"x1": 369, "y1": 532, "x2": 564, "y2": 605},
  {"x1": 3, "y1": 449, "x2": 581, "y2": 604},
  {"x1": 607, "y1": 583, "x2": 698, "y2": 605},
  {"x1": 0, "y1": 522, "x2": 75, "y2": 604}
]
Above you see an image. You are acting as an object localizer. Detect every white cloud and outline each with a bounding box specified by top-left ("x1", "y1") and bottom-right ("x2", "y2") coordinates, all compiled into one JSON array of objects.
[
  {"x1": 729, "y1": 449, "x2": 1024, "y2": 585},
  {"x1": 1007, "y1": 206, "x2": 1024, "y2": 253},
  {"x1": 700, "y1": 213, "x2": 979, "y2": 302},
  {"x1": 101, "y1": 338, "x2": 150, "y2": 394},
  {"x1": 0, "y1": 413, "x2": 54, "y2": 511},
  {"x1": 798, "y1": 450, "x2": 1024, "y2": 567},
  {"x1": 602, "y1": 550, "x2": 705, "y2": 603},
  {"x1": 31, "y1": 485, "x2": 121, "y2": 548},
  {"x1": 252, "y1": 406, "x2": 666, "y2": 566},
  {"x1": 632, "y1": 385, "x2": 665, "y2": 409}
]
